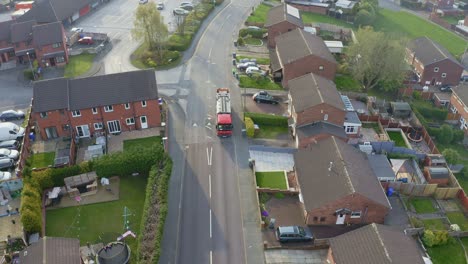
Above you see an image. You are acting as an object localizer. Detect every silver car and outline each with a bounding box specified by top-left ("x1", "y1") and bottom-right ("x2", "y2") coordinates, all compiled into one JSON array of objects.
[
  {"x1": 0, "y1": 171, "x2": 11, "y2": 181},
  {"x1": 0, "y1": 148, "x2": 19, "y2": 160}
]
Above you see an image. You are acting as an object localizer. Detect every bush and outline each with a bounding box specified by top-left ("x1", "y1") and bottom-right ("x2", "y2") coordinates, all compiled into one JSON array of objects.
[
  {"x1": 23, "y1": 69, "x2": 34, "y2": 80},
  {"x1": 387, "y1": 153, "x2": 417, "y2": 160},
  {"x1": 437, "y1": 124, "x2": 454, "y2": 144},
  {"x1": 167, "y1": 33, "x2": 193, "y2": 51},
  {"x1": 244, "y1": 112, "x2": 288, "y2": 127},
  {"x1": 239, "y1": 28, "x2": 267, "y2": 38},
  {"x1": 422, "y1": 230, "x2": 450, "y2": 247},
  {"x1": 452, "y1": 129, "x2": 464, "y2": 143},
  {"x1": 412, "y1": 103, "x2": 448, "y2": 121},
  {"x1": 237, "y1": 37, "x2": 245, "y2": 46},
  {"x1": 442, "y1": 148, "x2": 460, "y2": 165},
  {"x1": 244, "y1": 117, "x2": 255, "y2": 138},
  {"x1": 20, "y1": 208, "x2": 42, "y2": 234},
  {"x1": 409, "y1": 216, "x2": 424, "y2": 228}
]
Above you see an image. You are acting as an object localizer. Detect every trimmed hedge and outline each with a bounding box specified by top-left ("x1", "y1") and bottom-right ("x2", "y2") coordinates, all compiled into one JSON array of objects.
[
  {"x1": 239, "y1": 28, "x2": 267, "y2": 38},
  {"x1": 411, "y1": 102, "x2": 448, "y2": 121},
  {"x1": 244, "y1": 117, "x2": 255, "y2": 138},
  {"x1": 244, "y1": 112, "x2": 288, "y2": 127}
]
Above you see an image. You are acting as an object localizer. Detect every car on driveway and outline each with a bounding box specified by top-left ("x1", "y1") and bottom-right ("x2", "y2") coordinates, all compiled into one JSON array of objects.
[
  {"x1": 237, "y1": 61, "x2": 256, "y2": 71},
  {"x1": 71, "y1": 27, "x2": 84, "y2": 33},
  {"x1": 0, "y1": 140, "x2": 20, "y2": 150},
  {"x1": 180, "y1": 1, "x2": 192, "y2": 6},
  {"x1": 179, "y1": 4, "x2": 194, "y2": 11},
  {"x1": 246, "y1": 66, "x2": 266, "y2": 76},
  {"x1": 0, "y1": 110, "x2": 25, "y2": 121},
  {"x1": 173, "y1": 7, "x2": 189, "y2": 15},
  {"x1": 78, "y1": 36, "x2": 94, "y2": 45},
  {"x1": 0, "y1": 171, "x2": 11, "y2": 181},
  {"x1": 440, "y1": 85, "x2": 452, "y2": 92},
  {"x1": 252, "y1": 91, "x2": 279, "y2": 104},
  {"x1": 276, "y1": 226, "x2": 314, "y2": 243},
  {"x1": 157, "y1": 2, "x2": 164, "y2": 10},
  {"x1": 139, "y1": 0, "x2": 148, "y2": 4},
  {"x1": 0, "y1": 148, "x2": 19, "y2": 160},
  {"x1": 0, "y1": 158, "x2": 15, "y2": 171}
]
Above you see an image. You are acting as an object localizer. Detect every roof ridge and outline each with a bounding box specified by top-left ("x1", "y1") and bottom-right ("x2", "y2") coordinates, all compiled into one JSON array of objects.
[
  {"x1": 299, "y1": 29, "x2": 313, "y2": 56},
  {"x1": 427, "y1": 37, "x2": 449, "y2": 60},
  {"x1": 311, "y1": 74, "x2": 325, "y2": 103},
  {"x1": 372, "y1": 224, "x2": 392, "y2": 262},
  {"x1": 66, "y1": 79, "x2": 70, "y2": 110},
  {"x1": 283, "y1": 4, "x2": 287, "y2": 24},
  {"x1": 332, "y1": 136, "x2": 355, "y2": 193}
]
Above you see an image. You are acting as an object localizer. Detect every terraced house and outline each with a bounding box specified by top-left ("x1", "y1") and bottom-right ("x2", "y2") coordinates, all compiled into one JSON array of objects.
[
  {"x1": 450, "y1": 84, "x2": 468, "y2": 134},
  {"x1": 32, "y1": 70, "x2": 161, "y2": 140}
]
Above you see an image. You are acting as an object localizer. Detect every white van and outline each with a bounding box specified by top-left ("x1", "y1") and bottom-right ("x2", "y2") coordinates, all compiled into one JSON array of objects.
[{"x1": 0, "y1": 123, "x2": 25, "y2": 142}]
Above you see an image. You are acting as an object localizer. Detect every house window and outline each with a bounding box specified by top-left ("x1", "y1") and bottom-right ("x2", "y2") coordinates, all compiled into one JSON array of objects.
[
  {"x1": 124, "y1": 103, "x2": 130, "y2": 110},
  {"x1": 450, "y1": 105, "x2": 458, "y2": 114},
  {"x1": 434, "y1": 67, "x2": 439, "y2": 72},
  {"x1": 40, "y1": 112, "x2": 48, "y2": 118},
  {"x1": 441, "y1": 73, "x2": 447, "y2": 78},
  {"x1": 71, "y1": 110, "x2": 81, "y2": 117},
  {"x1": 104, "y1": 105, "x2": 113, "y2": 112},
  {"x1": 351, "y1": 211, "x2": 362, "y2": 218},
  {"x1": 94, "y1": 122, "x2": 103, "y2": 130},
  {"x1": 345, "y1": 126, "x2": 357, "y2": 134},
  {"x1": 56, "y1": 56, "x2": 65, "y2": 63},
  {"x1": 126, "y1": 117, "x2": 135, "y2": 125},
  {"x1": 324, "y1": 114, "x2": 328, "y2": 121},
  {"x1": 318, "y1": 65, "x2": 324, "y2": 71},
  {"x1": 107, "y1": 120, "x2": 121, "y2": 133},
  {"x1": 52, "y1": 42, "x2": 62, "y2": 48},
  {"x1": 319, "y1": 217, "x2": 326, "y2": 222},
  {"x1": 62, "y1": 124, "x2": 69, "y2": 131},
  {"x1": 141, "y1": 100, "x2": 147, "y2": 107},
  {"x1": 92, "y1": 107, "x2": 98, "y2": 114},
  {"x1": 313, "y1": 216, "x2": 318, "y2": 222}
]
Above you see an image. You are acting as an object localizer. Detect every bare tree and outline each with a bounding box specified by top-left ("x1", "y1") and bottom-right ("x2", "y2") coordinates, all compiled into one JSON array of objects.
[
  {"x1": 174, "y1": 13, "x2": 187, "y2": 36},
  {"x1": 132, "y1": 3, "x2": 168, "y2": 59}
]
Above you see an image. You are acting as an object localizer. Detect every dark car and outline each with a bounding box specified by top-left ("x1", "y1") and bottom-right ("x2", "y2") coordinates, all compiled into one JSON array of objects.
[
  {"x1": 252, "y1": 91, "x2": 279, "y2": 104},
  {"x1": 0, "y1": 140, "x2": 20, "y2": 150},
  {"x1": 0, "y1": 110, "x2": 25, "y2": 121},
  {"x1": 440, "y1": 85, "x2": 452, "y2": 92},
  {"x1": 276, "y1": 226, "x2": 314, "y2": 243},
  {"x1": 0, "y1": 158, "x2": 15, "y2": 171}
]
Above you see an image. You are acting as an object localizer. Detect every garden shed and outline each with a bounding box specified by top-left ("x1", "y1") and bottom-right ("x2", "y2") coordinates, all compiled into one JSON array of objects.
[{"x1": 390, "y1": 102, "x2": 412, "y2": 118}]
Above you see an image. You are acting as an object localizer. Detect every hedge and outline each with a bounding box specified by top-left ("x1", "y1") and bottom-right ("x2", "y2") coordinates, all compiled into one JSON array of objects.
[
  {"x1": 411, "y1": 102, "x2": 448, "y2": 121},
  {"x1": 244, "y1": 117, "x2": 255, "y2": 138},
  {"x1": 244, "y1": 112, "x2": 288, "y2": 127},
  {"x1": 239, "y1": 28, "x2": 267, "y2": 38}
]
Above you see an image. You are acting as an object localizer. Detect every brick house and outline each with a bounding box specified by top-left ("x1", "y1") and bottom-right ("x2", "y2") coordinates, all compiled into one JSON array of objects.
[
  {"x1": 450, "y1": 84, "x2": 468, "y2": 134},
  {"x1": 265, "y1": 4, "x2": 303, "y2": 48},
  {"x1": 423, "y1": 167, "x2": 450, "y2": 186},
  {"x1": 294, "y1": 136, "x2": 391, "y2": 225},
  {"x1": 0, "y1": 20, "x2": 15, "y2": 65},
  {"x1": 270, "y1": 29, "x2": 337, "y2": 87},
  {"x1": 406, "y1": 37, "x2": 464, "y2": 86},
  {"x1": 295, "y1": 121, "x2": 348, "y2": 148},
  {"x1": 327, "y1": 223, "x2": 425, "y2": 264},
  {"x1": 32, "y1": 70, "x2": 161, "y2": 140}
]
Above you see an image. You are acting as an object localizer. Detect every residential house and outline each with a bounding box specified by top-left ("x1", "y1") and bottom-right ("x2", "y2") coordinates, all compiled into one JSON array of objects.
[
  {"x1": 32, "y1": 69, "x2": 161, "y2": 140},
  {"x1": 285, "y1": 0, "x2": 329, "y2": 14},
  {"x1": 367, "y1": 154, "x2": 396, "y2": 182},
  {"x1": 295, "y1": 121, "x2": 348, "y2": 148},
  {"x1": 270, "y1": 28, "x2": 337, "y2": 87},
  {"x1": 327, "y1": 223, "x2": 425, "y2": 264},
  {"x1": 425, "y1": 0, "x2": 455, "y2": 10},
  {"x1": 32, "y1": 21, "x2": 68, "y2": 67},
  {"x1": 450, "y1": 84, "x2": 468, "y2": 134},
  {"x1": 294, "y1": 136, "x2": 391, "y2": 225},
  {"x1": 20, "y1": 237, "x2": 81, "y2": 264},
  {"x1": 423, "y1": 166, "x2": 450, "y2": 186},
  {"x1": 265, "y1": 4, "x2": 303, "y2": 48},
  {"x1": 0, "y1": 20, "x2": 14, "y2": 65},
  {"x1": 406, "y1": 37, "x2": 464, "y2": 86},
  {"x1": 433, "y1": 92, "x2": 451, "y2": 108}
]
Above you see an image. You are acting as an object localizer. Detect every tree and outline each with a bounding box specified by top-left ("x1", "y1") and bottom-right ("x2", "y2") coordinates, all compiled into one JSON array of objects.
[
  {"x1": 174, "y1": 13, "x2": 188, "y2": 36},
  {"x1": 132, "y1": 3, "x2": 168, "y2": 59},
  {"x1": 437, "y1": 124, "x2": 454, "y2": 144},
  {"x1": 355, "y1": 9, "x2": 375, "y2": 27},
  {"x1": 346, "y1": 27, "x2": 407, "y2": 91},
  {"x1": 442, "y1": 148, "x2": 460, "y2": 165}
]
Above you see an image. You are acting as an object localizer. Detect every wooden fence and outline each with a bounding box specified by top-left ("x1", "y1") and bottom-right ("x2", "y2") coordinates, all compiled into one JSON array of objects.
[{"x1": 383, "y1": 181, "x2": 459, "y2": 199}]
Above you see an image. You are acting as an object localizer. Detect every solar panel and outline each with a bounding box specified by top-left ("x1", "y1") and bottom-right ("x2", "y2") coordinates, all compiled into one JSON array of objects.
[{"x1": 286, "y1": 4, "x2": 300, "y2": 19}]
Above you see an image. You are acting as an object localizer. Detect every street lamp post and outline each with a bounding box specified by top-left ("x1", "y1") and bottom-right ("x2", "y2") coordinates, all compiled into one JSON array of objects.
[{"x1": 26, "y1": 52, "x2": 36, "y2": 80}]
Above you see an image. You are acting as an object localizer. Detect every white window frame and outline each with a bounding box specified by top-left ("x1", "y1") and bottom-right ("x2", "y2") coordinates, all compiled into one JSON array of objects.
[
  {"x1": 40, "y1": 112, "x2": 48, "y2": 118},
  {"x1": 104, "y1": 105, "x2": 113, "y2": 112},
  {"x1": 434, "y1": 67, "x2": 439, "y2": 72},
  {"x1": 92, "y1": 107, "x2": 98, "y2": 114},
  {"x1": 324, "y1": 114, "x2": 328, "y2": 121},
  {"x1": 318, "y1": 65, "x2": 324, "y2": 71},
  {"x1": 71, "y1": 110, "x2": 81, "y2": 117},
  {"x1": 345, "y1": 126, "x2": 357, "y2": 134},
  {"x1": 107, "y1": 120, "x2": 121, "y2": 133},
  {"x1": 450, "y1": 105, "x2": 458, "y2": 114},
  {"x1": 351, "y1": 211, "x2": 361, "y2": 218},
  {"x1": 124, "y1": 103, "x2": 130, "y2": 110},
  {"x1": 441, "y1": 73, "x2": 447, "y2": 78},
  {"x1": 94, "y1": 122, "x2": 103, "y2": 130},
  {"x1": 126, "y1": 117, "x2": 135, "y2": 125},
  {"x1": 141, "y1": 100, "x2": 147, "y2": 107}
]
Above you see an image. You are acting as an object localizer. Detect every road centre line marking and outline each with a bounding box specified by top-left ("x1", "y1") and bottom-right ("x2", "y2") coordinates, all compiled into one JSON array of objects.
[
  {"x1": 210, "y1": 209, "x2": 213, "y2": 238},
  {"x1": 209, "y1": 174, "x2": 212, "y2": 199},
  {"x1": 206, "y1": 147, "x2": 213, "y2": 166},
  {"x1": 210, "y1": 250, "x2": 213, "y2": 264}
]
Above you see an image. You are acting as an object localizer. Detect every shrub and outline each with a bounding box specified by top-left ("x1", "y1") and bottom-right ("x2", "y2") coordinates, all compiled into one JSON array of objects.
[
  {"x1": 20, "y1": 208, "x2": 42, "y2": 234},
  {"x1": 167, "y1": 33, "x2": 193, "y2": 51},
  {"x1": 412, "y1": 103, "x2": 448, "y2": 121},
  {"x1": 437, "y1": 124, "x2": 454, "y2": 144},
  {"x1": 452, "y1": 129, "x2": 464, "y2": 143},
  {"x1": 244, "y1": 117, "x2": 255, "y2": 138},
  {"x1": 442, "y1": 148, "x2": 460, "y2": 165},
  {"x1": 237, "y1": 37, "x2": 245, "y2": 46},
  {"x1": 23, "y1": 69, "x2": 34, "y2": 80},
  {"x1": 409, "y1": 216, "x2": 424, "y2": 228},
  {"x1": 244, "y1": 112, "x2": 288, "y2": 127},
  {"x1": 239, "y1": 28, "x2": 267, "y2": 38},
  {"x1": 422, "y1": 230, "x2": 450, "y2": 247}
]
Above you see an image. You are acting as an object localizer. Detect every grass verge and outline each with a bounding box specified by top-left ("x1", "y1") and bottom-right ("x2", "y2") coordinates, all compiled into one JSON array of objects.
[
  {"x1": 239, "y1": 76, "x2": 282, "y2": 90},
  {"x1": 29, "y1": 152, "x2": 55, "y2": 168},
  {"x1": 246, "y1": 3, "x2": 271, "y2": 25},
  {"x1": 409, "y1": 197, "x2": 437, "y2": 214},
  {"x1": 255, "y1": 171, "x2": 287, "y2": 189},
  {"x1": 64, "y1": 53, "x2": 95, "y2": 78}
]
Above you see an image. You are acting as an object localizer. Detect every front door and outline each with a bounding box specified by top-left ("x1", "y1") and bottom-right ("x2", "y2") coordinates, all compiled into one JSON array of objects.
[
  {"x1": 1, "y1": 53, "x2": 6, "y2": 63},
  {"x1": 140, "y1": 116, "x2": 148, "y2": 129},
  {"x1": 49, "y1": 58, "x2": 56, "y2": 67},
  {"x1": 76, "y1": 125, "x2": 90, "y2": 138},
  {"x1": 336, "y1": 213, "x2": 346, "y2": 225},
  {"x1": 45, "y1": 127, "x2": 58, "y2": 139}
]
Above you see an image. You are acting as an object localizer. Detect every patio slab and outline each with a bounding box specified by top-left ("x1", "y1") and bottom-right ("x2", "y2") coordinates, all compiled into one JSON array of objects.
[
  {"x1": 265, "y1": 249, "x2": 328, "y2": 264},
  {"x1": 249, "y1": 146, "x2": 296, "y2": 172},
  {"x1": 0, "y1": 199, "x2": 22, "y2": 240},
  {"x1": 107, "y1": 127, "x2": 164, "y2": 153}
]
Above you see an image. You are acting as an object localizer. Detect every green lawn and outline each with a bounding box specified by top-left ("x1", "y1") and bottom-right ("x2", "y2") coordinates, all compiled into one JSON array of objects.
[
  {"x1": 335, "y1": 75, "x2": 362, "y2": 92},
  {"x1": 246, "y1": 3, "x2": 271, "y2": 24},
  {"x1": 237, "y1": 56, "x2": 270, "y2": 65},
  {"x1": 239, "y1": 76, "x2": 283, "y2": 90},
  {"x1": 362, "y1": 122, "x2": 382, "y2": 134},
  {"x1": 64, "y1": 53, "x2": 95, "y2": 78},
  {"x1": 387, "y1": 131, "x2": 408, "y2": 148},
  {"x1": 255, "y1": 171, "x2": 288, "y2": 189},
  {"x1": 441, "y1": 15, "x2": 464, "y2": 25},
  {"x1": 46, "y1": 175, "x2": 147, "y2": 263},
  {"x1": 255, "y1": 125, "x2": 288, "y2": 139},
  {"x1": 427, "y1": 240, "x2": 467, "y2": 264},
  {"x1": 29, "y1": 152, "x2": 55, "y2": 168},
  {"x1": 301, "y1": 12, "x2": 354, "y2": 28},
  {"x1": 409, "y1": 197, "x2": 437, "y2": 214},
  {"x1": 447, "y1": 212, "x2": 468, "y2": 230},
  {"x1": 123, "y1": 136, "x2": 162, "y2": 152},
  {"x1": 423, "y1": 218, "x2": 447, "y2": 230},
  {"x1": 373, "y1": 9, "x2": 466, "y2": 57},
  {"x1": 244, "y1": 37, "x2": 263, "y2": 46}
]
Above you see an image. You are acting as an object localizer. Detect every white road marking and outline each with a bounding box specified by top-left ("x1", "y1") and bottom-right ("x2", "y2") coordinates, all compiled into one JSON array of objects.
[
  {"x1": 209, "y1": 209, "x2": 212, "y2": 238},
  {"x1": 206, "y1": 147, "x2": 213, "y2": 166},
  {"x1": 210, "y1": 250, "x2": 213, "y2": 264},
  {"x1": 209, "y1": 174, "x2": 212, "y2": 199},
  {"x1": 209, "y1": 47, "x2": 213, "y2": 59}
]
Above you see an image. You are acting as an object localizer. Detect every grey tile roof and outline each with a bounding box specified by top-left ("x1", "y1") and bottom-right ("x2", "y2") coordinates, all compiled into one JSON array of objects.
[
  {"x1": 452, "y1": 84, "x2": 468, "y2": 107},
  {"x1": 33, "y1": 70, "x2": 159, "y2": 112},
  {"x1": 294, "y1": 137, "x2": 390, "y2": 211},
  {"x1": 265, "y1": 4, "x2": 304, "y2": 28},
  {"x1": 344, "y1": 111, "x2": 361, "y2": 125},
  {"x1": 275, "y1": 28, "x2": 336, "y2": 65},
  {"x1": 296, "y1": 121, "x2": 347, "y2": 139},
  {"x1": 18, "y1": 0, "x2": 93, "y2": 23},
  {"x1": 19, "y1": 237, "x2": 81, "y2": 264},
  {"x1": 10, "y1": 20, "x2": 36, "y2": 43},
  {"x1": 330, "y1": 223, "x2": 425, "y2": 264},
  {"x1": 427, "y1": 167, "x2": 450, "y2": 179},
  {"x1": 0, "y1": 20, "x2": 13, "y2": 41},
  {"x1": 367, "y1": 154, "x2": 396, "y2": 180},
  {"x1": 269, "y1": 48, "x2": 282, "y2": 72},
  {"x1": 32, "y1": 21, "x2": 63, "y2": 46},
  {"x1": 408, "y1": 37, "x2": 462, "y2": 67},
  {"x1": 289, "y1": 73, "x2": 345, "y2": 112}
]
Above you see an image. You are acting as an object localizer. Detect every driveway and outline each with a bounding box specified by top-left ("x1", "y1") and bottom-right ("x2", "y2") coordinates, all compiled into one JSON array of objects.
[
  {"x1": 0, "y1": 67, "x2": 33, "y2": 112},
  {"x1": 244, "y1": 94, "x2": 289, "y2": 116},
  {"x1": 384, "y1": 195, "x2": 411, "y2": 230},
  {"x1": 265, "y1": 249, "x2": 328, "y2": 264},
  {"x1": 249, "y1": 146, "x2": 296, "y2": 172}
]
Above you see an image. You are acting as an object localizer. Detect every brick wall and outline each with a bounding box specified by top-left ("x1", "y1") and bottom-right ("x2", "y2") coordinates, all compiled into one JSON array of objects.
[
  {"x1": 296, "y1": 104, "x2": 345, "y2": 127},
  {"x1": 451, "y1": 92, "x2": 468, "y2": 134},
  {"x1": 305, "y1": 193, "x2": 389, "y2": 225},
  {"x1": 267, "y1": 21, "x2": 303, "y2": 48},
  {"x1": 288, "y1": 3, "x2": 328, "y2": 14},
  {"x1": 282, "y1": 55, "x2": 337, "y2": 87},
  {"x1": 420, "y1": 59, "x2": 464, "y2": 86},
  {"x1": 34, "y1": 24, "x2": 68, "y2": 67}
]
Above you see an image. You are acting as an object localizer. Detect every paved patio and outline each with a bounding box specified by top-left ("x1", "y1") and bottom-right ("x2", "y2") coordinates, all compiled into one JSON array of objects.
[
  {"x1": 0, "y1": 199, "x2": 22, "y2": 241},
  {"x1": 385, "y1": 196, "x2": 411, "y2": 230},
  {"x1": 249, "y1": 146, "x2": 296, "y2": 172},
  {"x1": 107, "y1": 127, "x2": 164, "y2": 153},
  {"x1": 265, "y1": 249, "x2": 328, "y2": 264}
]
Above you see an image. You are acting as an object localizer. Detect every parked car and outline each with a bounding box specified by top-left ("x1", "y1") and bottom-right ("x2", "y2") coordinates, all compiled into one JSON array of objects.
[
  {"x1": 246, "y1": 66, "x2": 266, "y2": 76},
  {"x1": 252, "y1": 91, "x2": 279, "y2": 104},
  {"x1": 0, "y1": 140, "x2": 20, "y2": 150},
  {"x1": 237, "y1": 61, "x2": 256, "y2": 70},
  {"x1": 0, "y1": 171, "x2": 12, "y2": 181},
  {"x1": 0, "y1": 158, "x2": 15, "y2": 171},
  {"x1": 0, "y1": 148, "x2": 19, "y2": 160},
  {"x1": 440, "y1": 85, "x2": 452, "y2": 92},
  {"x1": 0, "y1": 110, "x2": 25, "y2": 121},
  {"x1": 71, "y1": 27, "x2": 84, "y2": 33},
  {"x1": 180, "y1": 2, "x2": 192, "y2": 6},
  {"x1": 461, "y1": 75, "x2": 468, "y2": 82},
  {"x1": 0, "y1": 122, "x2": 25, "y2": 141},
  {"x1": 276, "y1": 226, "x2": 314, "y2": 243},
  {"x1": 139, "y1": 0, "x2": 148, "y2": 4},
  {"x1": 78, "y1": 36, "x2": 94, "y2": 45},
  {"x1": 179, "y1": 4, "x2": 194, "y2": 11},
  {"x1": 157, "y1": 2, "x2": 164, "y2": 10},
  {"x1": 173, "y1": 7, "x2": 189, "y2": 15},
  {"x1": 247, "y1": 26, "x2": 261, "y2": 30}
]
